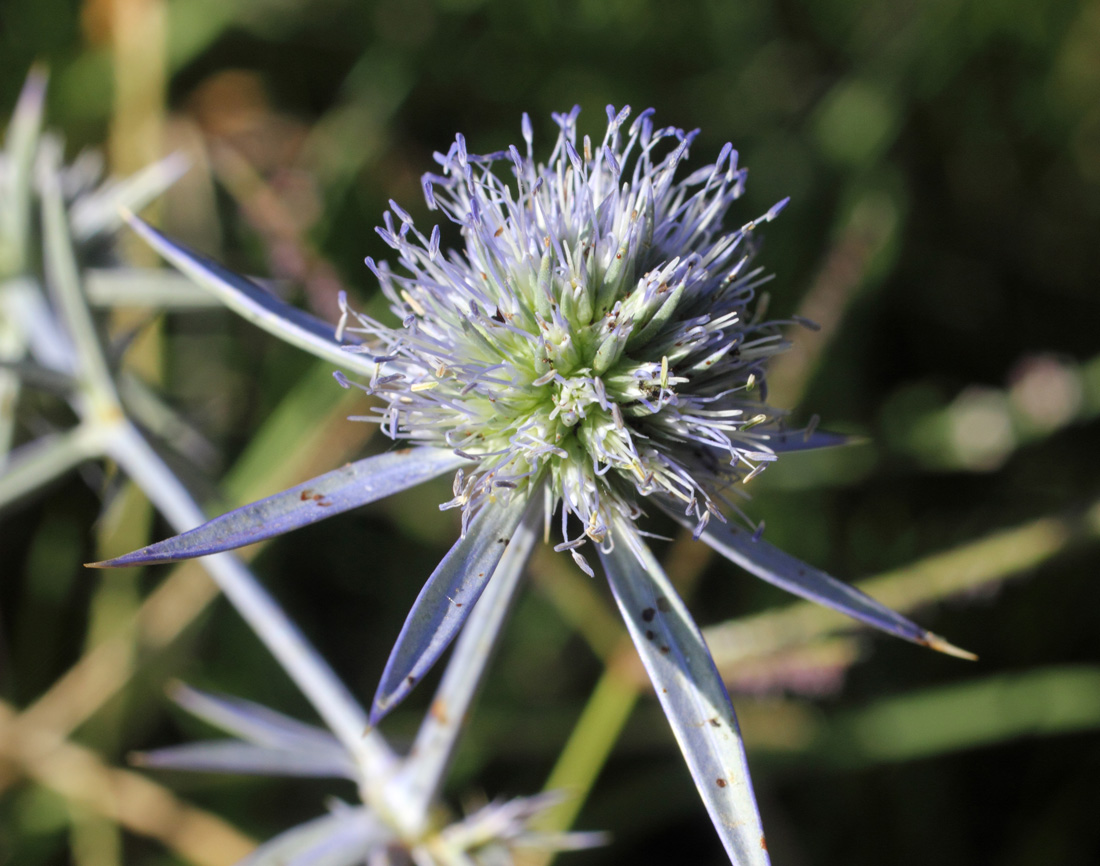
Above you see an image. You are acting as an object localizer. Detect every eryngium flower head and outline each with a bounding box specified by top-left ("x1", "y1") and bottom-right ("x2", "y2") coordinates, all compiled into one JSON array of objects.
[
  {"x1": 101, "y1": 105, "x2": 971, "y2": 866},
  {"x1": 340, "y1": 105, "x2": 792, "y2": 574}
]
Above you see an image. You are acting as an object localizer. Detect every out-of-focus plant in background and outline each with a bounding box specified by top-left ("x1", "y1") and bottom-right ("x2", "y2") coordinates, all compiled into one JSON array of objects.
[{"x1": 1, "y1": 1, "x2": 1099, "y2": 864}]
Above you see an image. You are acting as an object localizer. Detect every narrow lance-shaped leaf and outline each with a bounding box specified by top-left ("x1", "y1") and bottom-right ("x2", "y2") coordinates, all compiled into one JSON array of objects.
[
  {"x1": 90, "y1": 448, "x2": 469, "y2": 567},
  {"x1": 395, "y1": 493, "x2": 544, "y2": 826},
  {"x1": 0, "y1": 422, "x2": 112, "y2": 511},
  {"x1": 673, "y1": 503, "x2": 975, "y2": 659},
  {"x1": 171, "y1": 683, "x2": 352, "y2": 752},
  {"x1": 753, "y1": 427, "x2": 859, "y2": 452},
  {"x1": 40, "y1": 139, "x2": 119, "y2": 404},
  {"x1": 0, "y1": 66, "x2": 47, "y2": 275},
  {"x1": 598, "y1": 518, "x2": 771, "y2": 866},
  {"x1": 370, "y1": 490, "x2": 536, "y2": 725},
  {"x1": 84, "y1": 267, "x2": 216, "y2": 309},
  {"x1": 69, "y1": 152, "x2": 189, "y2": 241},
  {"x1": 135, "y1": 740, "x2": 356, "y2": 780},
  {"x1": 122, "y1": 213, "x2": 378, "y2": 378}
]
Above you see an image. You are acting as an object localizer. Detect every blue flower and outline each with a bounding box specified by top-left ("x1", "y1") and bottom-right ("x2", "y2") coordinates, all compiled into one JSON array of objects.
[{"x1": 98, "y1": 105, "x2": 970, "y2": 864}]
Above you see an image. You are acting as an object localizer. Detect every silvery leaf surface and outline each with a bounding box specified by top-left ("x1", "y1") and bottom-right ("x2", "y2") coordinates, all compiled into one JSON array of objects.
[
  {"x1": 395, "y1": 494, "x2": 544, "y2": 823},
  {"x1": 136, "y1": 740, "x2": 356, "y2": 780},
  {"x1": 370, "y1": 490, "x2": 535, "y2": 725},
  {"x1": 92, "y1": 448, "x2": 469, "y2": 567},
  {"x1": 236, "y1": 807, "x2": 385, "y2": 866},
  {"x1": 1, "y1": 66, "x2": 47, "y2": 274},
  {"x1": 84, "y1": 267, "x2": 215, "y2": 308},
  {"x1": 0, "y1": 423, "x2": 113, "y2": 510},
  {"x1": 39, "y1": 143, "x2": 117, "y2": 401},
  {"x1": 754, "y1": 428, "x2": 856, "y2": 452},
  {"x1": 123, "y1": 214, "x2": 377, "y2": 377},
  {"x1": 69, "y1": 152, "x2": 188, "y2": 241},
  {"x1": 172, "y1": 684, "x2": 349, "y2": 752},
  {"x1": 679, "y1": 503, "x2": 973, "y2": 658},
  {"x1": 598, "y1": 520, "x2": 771, "y2": 866}
]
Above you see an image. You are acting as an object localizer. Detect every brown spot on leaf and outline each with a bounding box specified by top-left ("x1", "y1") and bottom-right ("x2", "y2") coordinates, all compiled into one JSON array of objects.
[
  {"x1": 760, "y1": 836, "x2": 768, "y2": 851},
  {"x1": 659, "y1": 645, "x2": 670, "y2": 654},
  {"x1": 300, "y1": 489, "x2": 314, "y2": 501},
  {"x1": 406, "y1": 675, "x2": 416, "y2": 686},
  {"x1": 641, "y1": 607, "x2": 656, "y2": 622},
  {"x1": 716, "y1": 778, "x2": 727, "y2": 788},
  {"x1": 645, "y1": 630, "x2": 655, "y2": 641},
  {"x1": 656, "y1": 597, "x2": 671, "y2": 613},
  {"x1": 709, "y1": 718, "x2": 720, "y2": 727},
  {"x1": 430, "y1": 699, "x2": 449, "y2": 723}
]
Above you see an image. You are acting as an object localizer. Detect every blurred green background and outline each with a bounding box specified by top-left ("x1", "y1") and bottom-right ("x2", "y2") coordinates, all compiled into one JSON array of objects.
[{"x1": 2, "y1": 0, "x2": 1099, "y2": 864}]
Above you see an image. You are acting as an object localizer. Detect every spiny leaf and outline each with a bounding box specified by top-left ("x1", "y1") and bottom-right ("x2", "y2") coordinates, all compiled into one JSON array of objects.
[
  {"x1": 123, "y1": 213, "x2": 378, "y2": 377},
  {"x1": 90, "y1": 448, "x2": 469, "y2": 567},
  {"x1": 370, "y1": 490, "x2": 535, "y2": 725},
  {"x1": 598, "y1": 520, "x2": 771, "y2": 866}
]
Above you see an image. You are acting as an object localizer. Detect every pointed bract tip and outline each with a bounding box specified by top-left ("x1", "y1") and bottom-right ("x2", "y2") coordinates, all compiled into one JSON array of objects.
[
  {"x1": 85, "y1": 555, "x2": 131, "y2": 569},
  {"x1": 922, "y1": 632, "x2": 978, "y2": 661},
  {"x1": 17, "y1": 65, "x2": 49, "y2": 111},
  {"x1": 85, "y1": 547, "x2": 169, "y2": 568}
]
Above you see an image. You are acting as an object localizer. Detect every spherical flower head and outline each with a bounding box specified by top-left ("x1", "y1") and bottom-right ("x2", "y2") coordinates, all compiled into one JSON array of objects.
[{"x1": 342, "y1": 105, "x2": 792, "y2": 573}]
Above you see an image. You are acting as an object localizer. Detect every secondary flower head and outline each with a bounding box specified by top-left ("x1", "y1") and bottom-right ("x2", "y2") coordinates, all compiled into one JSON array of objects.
[{"x1": 340, "y1": 105, "x2": 792, "y2": 573}]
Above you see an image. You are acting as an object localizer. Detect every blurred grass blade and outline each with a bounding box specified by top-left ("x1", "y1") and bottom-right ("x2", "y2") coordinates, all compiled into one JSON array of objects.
[
  {"x1": 123, "y1": 213, "x2": 377, "y2": 377},
  {"x1": 676, "y1": 503, "x2": 975, "y2": 659},
  {"x1": 91, "y1": 448, "x2": 468, "y2": 567},
  {"x1": 827, "y1": 665, "x2": 1100, "y2": 765},
  {"x1": 370, "y1": 489, "x2": 536, "y2": 725},
  {"x1": 598, "y1": 518, "x2": 771, "y2": 866}
]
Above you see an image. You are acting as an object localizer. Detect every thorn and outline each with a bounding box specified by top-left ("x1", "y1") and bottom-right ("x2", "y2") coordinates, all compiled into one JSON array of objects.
[{"x1": 922, "y1": 632, "x2": 978, "y2": 661}]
